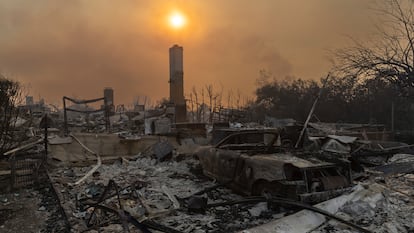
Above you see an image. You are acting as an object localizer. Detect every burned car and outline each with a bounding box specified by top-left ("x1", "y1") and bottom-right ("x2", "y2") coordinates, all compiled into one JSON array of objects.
[{"x1": 196, "y1": 129, "x2": 352, "y2": 203}]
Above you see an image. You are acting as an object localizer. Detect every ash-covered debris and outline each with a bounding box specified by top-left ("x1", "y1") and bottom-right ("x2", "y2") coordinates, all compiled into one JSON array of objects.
[
  {"x1": 49, "y1": 155, "x2": 289, "y2": 233},
  {"x1": 38, "y1": 180, "x2": 71, "y2": 233},
  {"x1": 41, "y1": 124, "x2": 414, "y2": 233},
  {"x1": 3, "y1": 106, "x2": 414, "y2": 233},
  {"x1": 312, "y1": 177, "x2": 414, "y2": 233}
]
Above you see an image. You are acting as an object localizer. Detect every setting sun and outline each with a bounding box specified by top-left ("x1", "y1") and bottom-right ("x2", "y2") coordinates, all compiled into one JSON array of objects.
[{"x1": 169, "y1": 11, "x2": 186, "y2": 29}]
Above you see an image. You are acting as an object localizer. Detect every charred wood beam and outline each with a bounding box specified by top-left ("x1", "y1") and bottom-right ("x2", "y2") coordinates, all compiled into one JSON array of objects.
[{"x1": 3, "y1": 138, "x2": 43, "y2": 156}]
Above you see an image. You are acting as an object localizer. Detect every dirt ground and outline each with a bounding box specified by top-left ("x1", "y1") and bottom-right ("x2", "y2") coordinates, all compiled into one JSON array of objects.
[
  {"x1": 0, "y1": 188, "x2": 46, "y2": 233},
  {"x1": 0, "y1": 177, "x2": 70, "y2": 233}
]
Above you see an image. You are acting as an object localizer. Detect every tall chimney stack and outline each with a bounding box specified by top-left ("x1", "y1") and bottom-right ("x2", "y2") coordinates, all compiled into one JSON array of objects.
[{"x1": 169, "y1": 45, "x2": 186, "y2": 122}]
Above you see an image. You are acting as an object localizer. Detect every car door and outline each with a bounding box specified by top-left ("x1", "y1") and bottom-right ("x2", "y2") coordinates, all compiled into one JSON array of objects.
[{"x1": 213, "y1": 142, "x2": 242, "y2": 182}]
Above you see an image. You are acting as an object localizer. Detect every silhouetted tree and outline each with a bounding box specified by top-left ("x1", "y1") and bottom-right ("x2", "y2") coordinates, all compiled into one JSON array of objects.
[
  {"x1": 253, "y1": 78, "x2": 319, "y2": 121},
  {"x1": 0, "y1": 74, "x2": 23, "y2": 153},
  {"x1": 249, "y1": 75, "x2": 412, "y2": 130},
  {"x1": 333, "y1": 0, "x2": 414, "y2": 96}
]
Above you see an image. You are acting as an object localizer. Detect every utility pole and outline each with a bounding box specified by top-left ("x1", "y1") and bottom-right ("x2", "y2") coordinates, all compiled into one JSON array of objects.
[{"x1": 295, "y1": 73, "x2": 330, "y2": 148}]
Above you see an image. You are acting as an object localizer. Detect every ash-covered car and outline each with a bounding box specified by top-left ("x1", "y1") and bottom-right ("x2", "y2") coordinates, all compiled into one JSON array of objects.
[{"x1": 195, "y1": 129, "x2": 352, "y2": 203}]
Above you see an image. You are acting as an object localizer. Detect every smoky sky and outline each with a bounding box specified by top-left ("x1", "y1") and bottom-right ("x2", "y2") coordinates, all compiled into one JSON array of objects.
[{"x1": 0, "y1": 0, "x2": 377, "y2": 106}]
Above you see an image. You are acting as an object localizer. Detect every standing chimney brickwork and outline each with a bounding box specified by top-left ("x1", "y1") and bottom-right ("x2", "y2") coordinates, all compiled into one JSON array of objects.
[
  {"x1": 104, "y1": 87, "x2": 115, "y2": 115},
  {"x1": 169, "y1": 44, "x2": 186, "y2": 122},
  {"x1": 169, "y1": 45, "x2": 185, "y2": 105}
]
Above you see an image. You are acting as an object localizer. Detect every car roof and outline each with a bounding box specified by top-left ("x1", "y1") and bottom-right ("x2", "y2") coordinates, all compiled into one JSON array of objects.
[{"x1": 215, "y1": 128, "x2": 281, "y2": 147}]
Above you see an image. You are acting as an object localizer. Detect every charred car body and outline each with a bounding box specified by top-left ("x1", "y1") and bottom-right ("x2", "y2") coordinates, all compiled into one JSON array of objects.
[{"x1": 196, "y1": 129, "x2": 352, "y2": 203}]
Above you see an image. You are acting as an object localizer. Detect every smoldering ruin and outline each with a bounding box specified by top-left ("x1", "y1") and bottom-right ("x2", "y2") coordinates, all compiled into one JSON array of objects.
[{"x1": 1, "y1": 41, "x2": 414, "y2": 233}]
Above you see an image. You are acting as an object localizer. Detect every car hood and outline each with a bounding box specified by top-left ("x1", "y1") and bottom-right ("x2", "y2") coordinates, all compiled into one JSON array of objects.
[{"x1": 242, "y1": 153, "x2": 336, "y2": 169}]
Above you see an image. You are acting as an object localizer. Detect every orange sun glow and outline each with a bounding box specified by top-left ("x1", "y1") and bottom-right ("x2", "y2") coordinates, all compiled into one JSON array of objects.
[{"x1": 169, "y1": 11, "x2": 186, "y2": 29}]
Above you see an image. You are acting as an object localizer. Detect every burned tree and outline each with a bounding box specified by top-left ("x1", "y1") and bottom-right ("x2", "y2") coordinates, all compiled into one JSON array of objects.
[
  {"x1": 334, "y1": 0, "x2": 414, "y2": 95},
  {"x1": 0, "y1": 74, "x2": 23, "y2": 153}
]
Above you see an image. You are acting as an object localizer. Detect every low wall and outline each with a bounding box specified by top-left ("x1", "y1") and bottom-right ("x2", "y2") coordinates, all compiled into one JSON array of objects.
[{"x1": 49, "y1": 133, "x2": 177, "y2": 162}]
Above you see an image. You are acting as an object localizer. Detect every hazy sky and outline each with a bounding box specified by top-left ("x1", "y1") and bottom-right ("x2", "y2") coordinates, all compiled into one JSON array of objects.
[{"x1": 0, "y1": 0, "x2": 377, "y2": 106}]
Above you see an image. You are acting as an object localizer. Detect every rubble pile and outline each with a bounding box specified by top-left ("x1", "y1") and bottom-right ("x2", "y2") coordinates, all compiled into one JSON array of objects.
[
  {"x1": 312, "y1": 176, "x2": 414, "y2": 233},
  {"x1": 50, "y1": 155, "x2": 288, "y2": 233},
  {"x1": 1, "y1": 116, "x2": 414, "y2": 232}
]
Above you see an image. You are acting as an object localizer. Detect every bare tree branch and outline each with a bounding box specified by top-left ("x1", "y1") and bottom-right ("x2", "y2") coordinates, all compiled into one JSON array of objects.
[{"x1": 333, "y1": 0, "x2": 414, "y2": 96}]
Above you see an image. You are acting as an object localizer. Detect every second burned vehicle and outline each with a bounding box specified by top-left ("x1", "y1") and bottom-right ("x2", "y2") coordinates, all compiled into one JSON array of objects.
[{"x1": 195, "y1": 129, "x2": 352, "y2": 203}]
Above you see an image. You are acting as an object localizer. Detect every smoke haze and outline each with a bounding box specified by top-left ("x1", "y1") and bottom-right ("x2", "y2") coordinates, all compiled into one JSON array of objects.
[{"x1": 0, "y1": 0, "x2": 376, "y2": 106}]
